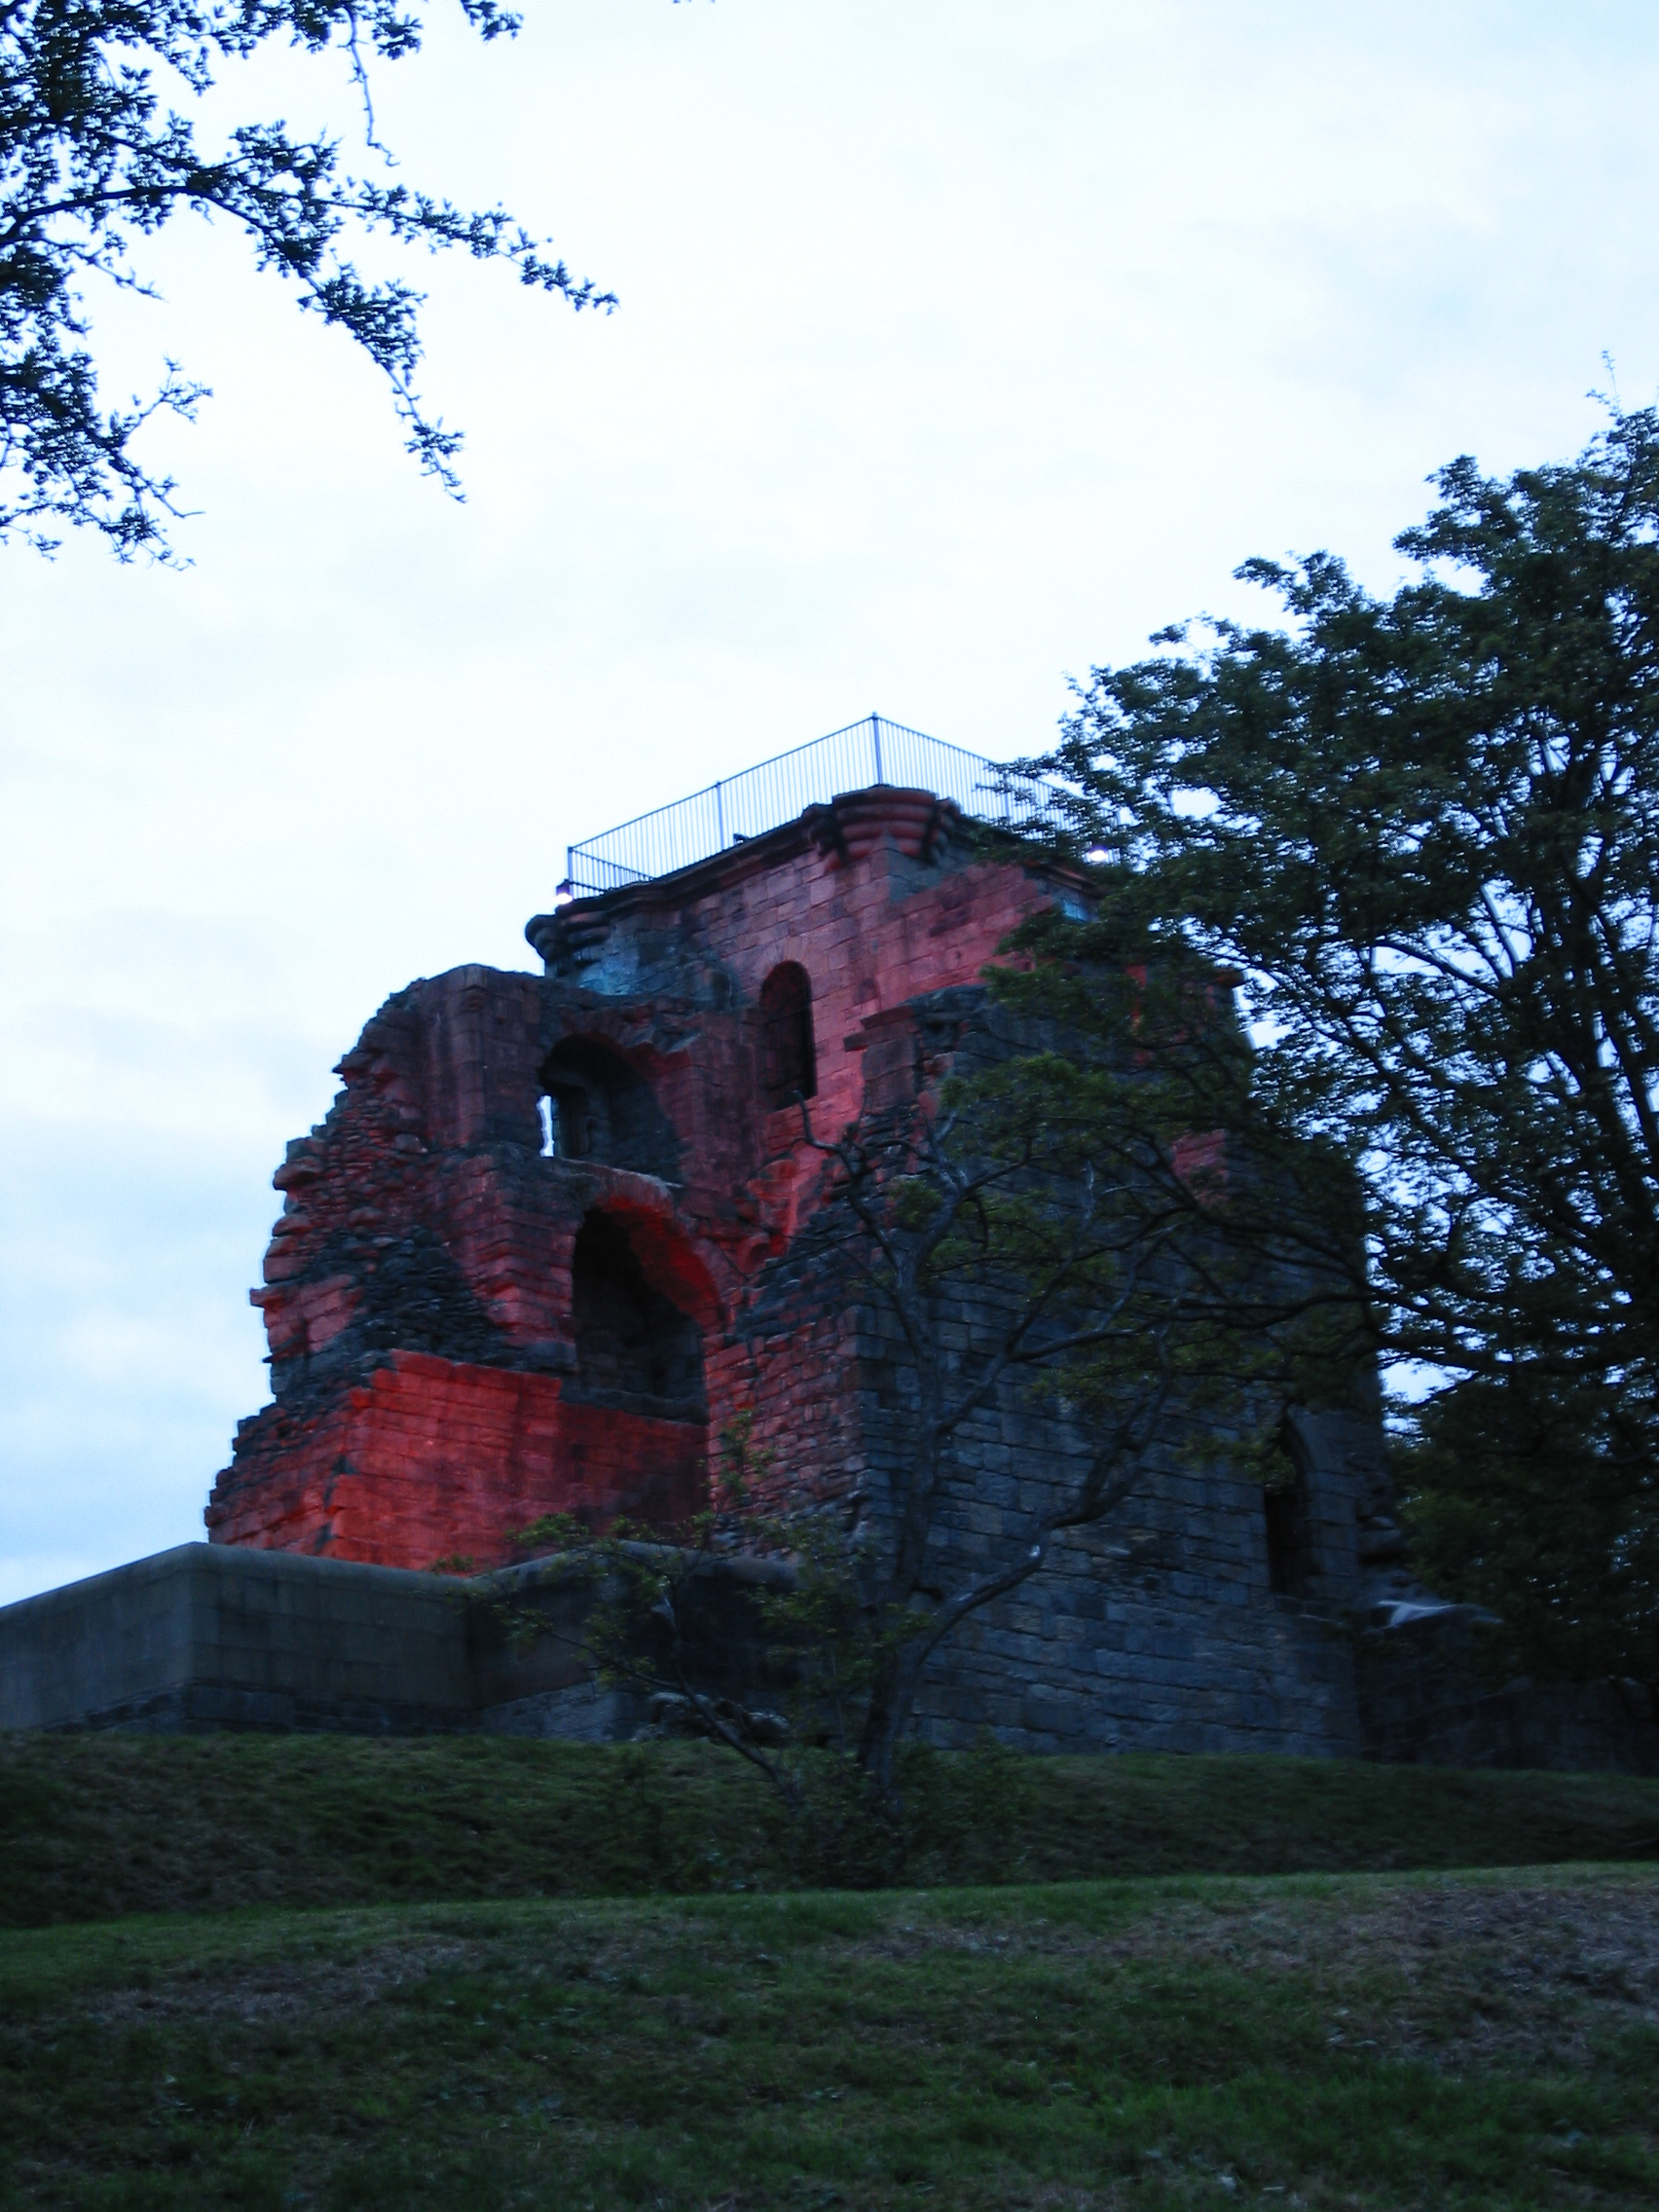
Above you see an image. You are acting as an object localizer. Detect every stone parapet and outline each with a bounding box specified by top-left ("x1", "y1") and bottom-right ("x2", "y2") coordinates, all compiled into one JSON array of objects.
[
  {"x1": 0, "y1": 1544, "x2": 474, "y2": 1734},
  {"x1": 8, "y1": 1540, "x2": 1654, "y2": 1770},
  {"x1": 0, "y1": 1543, "x2": 784, "y2": 1741}
]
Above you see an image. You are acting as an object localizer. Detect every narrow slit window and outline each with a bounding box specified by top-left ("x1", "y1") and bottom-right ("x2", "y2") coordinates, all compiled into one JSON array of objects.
[
  {"x1": 1264, "y1": 1483, "x2": 1305, "y2": 1595},
  {"x1": 758, "y1": 963, "x2": 817, "y2": 1111}
]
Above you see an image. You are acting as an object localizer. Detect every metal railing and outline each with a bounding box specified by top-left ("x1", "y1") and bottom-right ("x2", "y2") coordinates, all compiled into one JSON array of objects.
[{"x1": 564, "y1": 714, "x2": 1053, "y2": 898}]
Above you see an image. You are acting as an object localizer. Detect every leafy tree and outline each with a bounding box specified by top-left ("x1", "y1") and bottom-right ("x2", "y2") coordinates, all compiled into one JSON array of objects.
[
  {"x1": 1029, "y1": 406, "x2": 1659, "y2": 1689},
  {"x1": 2, "y1": 0, "x2": 620, "y2": 558}
]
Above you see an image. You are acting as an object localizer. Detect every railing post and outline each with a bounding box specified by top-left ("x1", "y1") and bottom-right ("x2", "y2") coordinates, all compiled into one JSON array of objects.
[
  {"x1": 871, "y1": 712, "x2": 884, "y2": 786},
  {"x1": 716, "y1": 780, "x2": 725, "y2": 850}
]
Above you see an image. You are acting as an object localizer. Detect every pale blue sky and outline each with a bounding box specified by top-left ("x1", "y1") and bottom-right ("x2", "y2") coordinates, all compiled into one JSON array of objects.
[{"x1": 3, "y1": 0, "x2": 1657, "y2": 1600}]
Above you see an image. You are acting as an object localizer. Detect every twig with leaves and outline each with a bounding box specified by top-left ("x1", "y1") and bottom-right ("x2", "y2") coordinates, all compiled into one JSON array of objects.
[{"x1": 2, "y1": 0, "x2": 620, "y2": 556}]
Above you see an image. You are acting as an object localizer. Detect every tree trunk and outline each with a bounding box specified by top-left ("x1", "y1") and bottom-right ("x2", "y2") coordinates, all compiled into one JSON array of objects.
[{"x1": 857, "y1": 1638, "x2": 929, "y2": 1804}]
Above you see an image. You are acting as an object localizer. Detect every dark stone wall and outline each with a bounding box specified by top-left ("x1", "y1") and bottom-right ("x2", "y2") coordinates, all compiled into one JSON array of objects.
[
  {"x1": 709, "y1": 986, "x2": 1388, "y2": 1756},
  {"x1": 0, "y1": 1543, "x2": 792, "y2": 1744}
]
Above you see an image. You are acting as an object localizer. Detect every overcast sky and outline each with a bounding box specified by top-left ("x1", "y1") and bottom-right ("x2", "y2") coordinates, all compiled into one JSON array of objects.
[{"x1": 3, "y1": 0, "x2": 1657, "y2": 1604}]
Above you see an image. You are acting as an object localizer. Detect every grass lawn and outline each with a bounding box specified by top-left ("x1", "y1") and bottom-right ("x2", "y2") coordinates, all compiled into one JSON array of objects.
[
  {"x1": 5, "y1": 1735, "x2": 1659, "y2": 1926},
  {"x1": 2, "y1": 1865, "x2": 1657, "y2": 2210},
  {"x1": 3, "y1": 1740, "x2": 1657, "y2": 2206}
]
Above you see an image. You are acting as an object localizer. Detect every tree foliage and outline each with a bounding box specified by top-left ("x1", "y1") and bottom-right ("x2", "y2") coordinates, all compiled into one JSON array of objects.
[
  {"x1": 2, "y1": 0, "x2": 616, "y2": 557},
  {"x1": 1397, "y1": 1369, "x2": 1658, "y2": 1697},
  {"x1": 1030, "y1": 407, "x2": 1659, "y2": 1685}
]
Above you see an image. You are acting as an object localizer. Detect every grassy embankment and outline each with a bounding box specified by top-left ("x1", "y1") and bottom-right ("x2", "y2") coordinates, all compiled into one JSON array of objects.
[
  {"x1": 2, "y1": 1736, "x2": 1657, "y2": 2209},
  {"x1": 5, "y1": 1731, "x2": 1659, "y2": 1925}
]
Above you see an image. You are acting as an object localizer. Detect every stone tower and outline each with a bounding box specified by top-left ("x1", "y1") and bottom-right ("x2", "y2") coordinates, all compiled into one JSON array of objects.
[{"x1": 209, "y1": 735, "x2": 1414, "y2": 1754}]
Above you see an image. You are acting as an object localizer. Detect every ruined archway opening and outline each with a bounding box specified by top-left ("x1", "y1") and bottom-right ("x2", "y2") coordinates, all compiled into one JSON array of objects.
[
  {"x1": 758, "y1": 961, "x2": 817, "y2": 1112},
  {"x1": 570, "y1": 1209, "x2": 706, "y2": 1419},
  {"x1": 539, "y1": 1035, "x2": 679, "y2": 1179}
]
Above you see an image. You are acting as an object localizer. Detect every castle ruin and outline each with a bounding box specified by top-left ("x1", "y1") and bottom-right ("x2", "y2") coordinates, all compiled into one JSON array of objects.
[{"x1": 203, "y1": 719, "x2": 1441, "y2": 1758}]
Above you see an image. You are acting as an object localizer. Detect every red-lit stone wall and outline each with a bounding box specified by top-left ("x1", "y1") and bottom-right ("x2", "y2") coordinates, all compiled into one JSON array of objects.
[
  {"x1": 207, "y1": 1352, "x2": 706, "y2": 1569},
  {"x1": 210, "y1": 791, "x2": 1078, "y2": 1570}
]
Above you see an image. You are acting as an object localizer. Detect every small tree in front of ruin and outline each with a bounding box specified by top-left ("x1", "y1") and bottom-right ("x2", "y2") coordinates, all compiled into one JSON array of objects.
[
  {"x1": 508, "y1": 955, "x2": 1364, "y2": 1824},
  {"x1": 778, "y1": 968, "x2": 1372, "y2": 1802}
]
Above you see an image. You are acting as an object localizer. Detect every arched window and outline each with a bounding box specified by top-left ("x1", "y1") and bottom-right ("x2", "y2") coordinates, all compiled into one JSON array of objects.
[
  {"x1": 538, "y1": 1036, "x2": 679, "y2": 1178},
  {"x1": 1264, "y1": 1421, "x2": 1312, "y2": 1596},
  {"x1": 758, "y1": 962, "x2": 816, "y2": 1111}
]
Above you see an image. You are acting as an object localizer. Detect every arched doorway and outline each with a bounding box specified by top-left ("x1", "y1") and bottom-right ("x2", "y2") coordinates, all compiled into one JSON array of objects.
[{"x1": 570, "y1": 1209, "x2": 706, "y2": 1417}]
